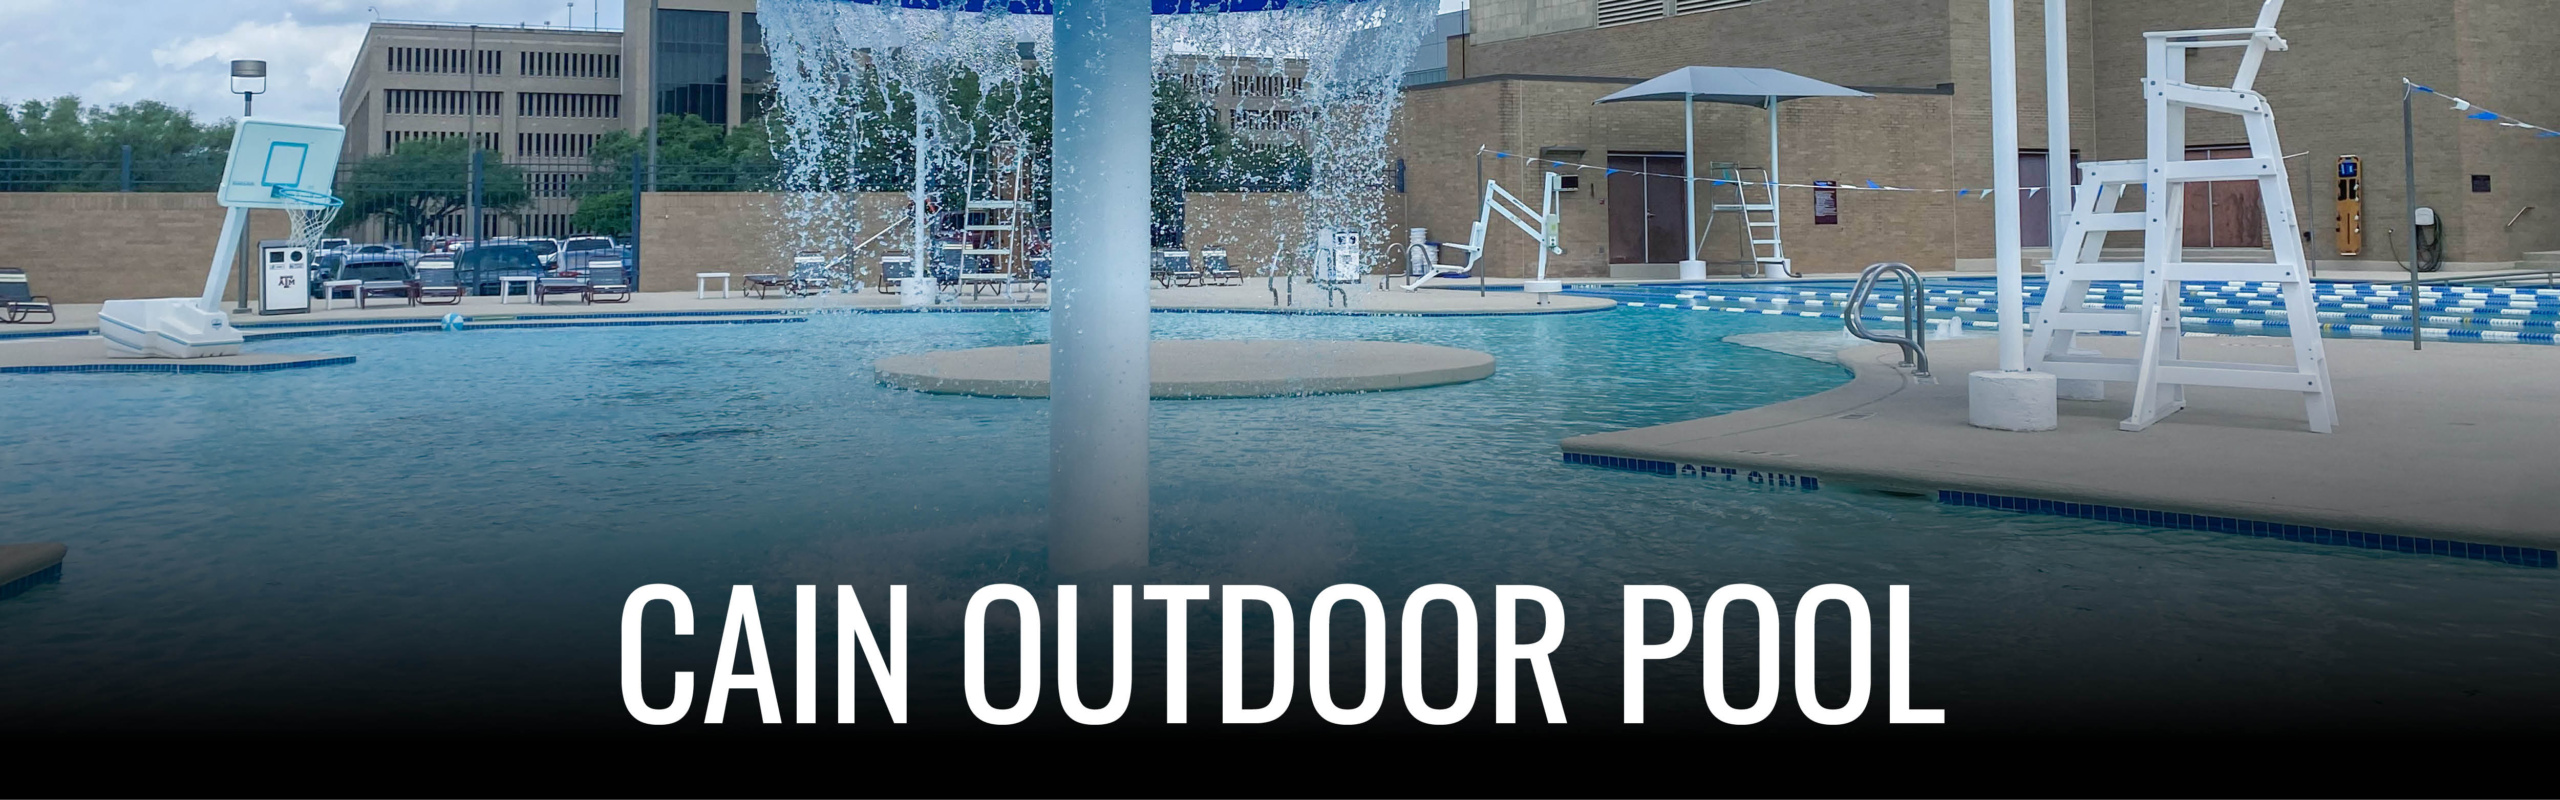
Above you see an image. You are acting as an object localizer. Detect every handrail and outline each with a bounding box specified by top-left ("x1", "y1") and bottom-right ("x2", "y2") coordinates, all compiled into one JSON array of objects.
[{"x1": 1845, "y1": 262, "x2": 1930, "y2": 378}]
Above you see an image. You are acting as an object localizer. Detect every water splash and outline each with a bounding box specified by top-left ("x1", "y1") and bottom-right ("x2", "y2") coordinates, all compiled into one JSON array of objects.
[{"x1": 760, "y1": 0, "x2": 1435, "y2": 300}]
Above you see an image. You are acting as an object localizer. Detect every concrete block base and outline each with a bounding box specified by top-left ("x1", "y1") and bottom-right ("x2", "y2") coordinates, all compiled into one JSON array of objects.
[
  {"x1": 1968, "y1": 370, "x2": 2058, "y2": 432},
  {"x1": 1678, "y1": 260, "x2": 1707, "y2": 281}
]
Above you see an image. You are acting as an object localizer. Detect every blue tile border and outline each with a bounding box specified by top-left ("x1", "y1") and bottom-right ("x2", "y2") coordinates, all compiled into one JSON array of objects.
[
  {"x1": 0, "y1": 355, "x2": 356, "y2": 375},
  {"x1": 1561, "y1": 452, "x2": 1822, "y2": 491},
  {"x1": 0, "y1": 328, "x2": 91, "y2": 341},
  {"x1": 0, "y1": 562, "x2": 61, "y2": 600},
  {"x1": 1939, "y1": 490, "x2": 2557, "y2": 569}
]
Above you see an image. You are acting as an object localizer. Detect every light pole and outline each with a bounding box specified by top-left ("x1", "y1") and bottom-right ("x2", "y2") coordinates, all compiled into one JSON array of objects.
[
  {"x1": 230, "y1": 60, "x2": 267, "y2": 313},
  {"x1": 229, "y1": 59, "x2": 267, "y2": 118}
]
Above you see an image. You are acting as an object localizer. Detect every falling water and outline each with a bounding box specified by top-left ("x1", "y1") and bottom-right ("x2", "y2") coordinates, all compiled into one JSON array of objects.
[{"x1": 759, "y1": 0, "x2": 1437, "y2": 298}]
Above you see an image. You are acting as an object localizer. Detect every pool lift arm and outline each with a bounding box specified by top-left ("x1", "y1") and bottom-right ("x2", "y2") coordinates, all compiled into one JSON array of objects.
[{"x1": 1408, "y1": 171, "x2": 1567, "y2": 301}]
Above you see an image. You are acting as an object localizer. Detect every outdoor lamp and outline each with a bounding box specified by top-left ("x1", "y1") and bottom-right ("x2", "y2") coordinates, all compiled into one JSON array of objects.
[{"x1": 230, "y1": 59, "x2": 268, "y2": 117}]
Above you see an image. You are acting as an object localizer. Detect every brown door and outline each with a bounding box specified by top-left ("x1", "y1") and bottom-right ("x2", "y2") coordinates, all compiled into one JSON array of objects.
[
  {"x1": 2182, "y1": 145, "x2": 2266, "y2": 248},
  {"x1": 1606, "y1": 153, "x2": 1687, "y2": 264}
]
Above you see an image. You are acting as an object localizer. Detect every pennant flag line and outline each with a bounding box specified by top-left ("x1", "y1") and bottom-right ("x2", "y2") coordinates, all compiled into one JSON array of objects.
[
  {"x1": 1471, "y1": 147, "x2": 2291, "y2": 200},
  {"x1": 2406, "y1": 78, "x2": 2560, "y2": 140}
]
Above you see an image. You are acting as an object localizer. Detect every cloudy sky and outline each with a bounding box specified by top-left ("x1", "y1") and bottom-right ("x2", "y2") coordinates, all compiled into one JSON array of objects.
[
  {"x1": 4, "y1": 0, "x2": 1468, "y2": 124},
  {"x1": 2, "y1": 0, "x2": 626, "y2": 123}
]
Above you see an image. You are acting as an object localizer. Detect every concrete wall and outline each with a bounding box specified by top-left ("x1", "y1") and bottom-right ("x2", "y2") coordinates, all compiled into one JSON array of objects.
[
  {"x1": 633, "y1": 191, "x2": 1319, "y2": 292},
  {"x1": 1394, "y1": 76, "x2": 1960, "y2": 276},
  {"x1": 1468, "y1": 0, "x2": 1955, "y2": 89},
  {"x1": 0, "y1": 194, "x2": 290, "y2": 304}
]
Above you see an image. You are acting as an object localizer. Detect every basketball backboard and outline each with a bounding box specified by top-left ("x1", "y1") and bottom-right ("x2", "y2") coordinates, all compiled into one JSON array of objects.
[{"x1": 218, "y1": 119, "x2": 346, "y2": 210}]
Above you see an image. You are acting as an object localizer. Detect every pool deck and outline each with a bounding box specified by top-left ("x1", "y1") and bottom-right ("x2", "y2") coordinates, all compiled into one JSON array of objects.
[
  {"x1": 0, "y1": 283, "x2": 1609, "y2": 340},
  {"x1": 1563, "y1": 335, "x2": 2560, "y2": 554}
]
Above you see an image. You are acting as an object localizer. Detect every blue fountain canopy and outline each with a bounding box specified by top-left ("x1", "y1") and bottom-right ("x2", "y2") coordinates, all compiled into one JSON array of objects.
[{"x1": 825, "y1": 0, "x2": 1353, "y2": 14}]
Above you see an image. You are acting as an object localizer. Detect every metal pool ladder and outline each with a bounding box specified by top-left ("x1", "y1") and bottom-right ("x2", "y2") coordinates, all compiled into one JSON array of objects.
[{"x1": 1846, "y1": 262, "x2": 1930, "y2": 379}]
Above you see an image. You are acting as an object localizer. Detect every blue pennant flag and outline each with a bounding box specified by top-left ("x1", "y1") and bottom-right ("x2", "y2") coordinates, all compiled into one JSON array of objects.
[
  {"x1": 2540, "y1": 131, "x2": 2560, "y2": 138},
  {"x1": 1492, "y1": 151, "x2": 1510, "y2": 159},
  {"x1": 1864, "y1": 180, "x2": 1882, "y2": 189},
  {"x1": 1957, "y1": 188, "x2": 1971, "y2": 197},
  {"x1": 1604, "y1": 168, "x2": 1619, "y2": 175},
  {"x1": 2469, "y1": 111, "x2": 2502, "y2": 121},
  {"x1": 2412, "y1": 84, "x2": 2437, "y2": 93}
]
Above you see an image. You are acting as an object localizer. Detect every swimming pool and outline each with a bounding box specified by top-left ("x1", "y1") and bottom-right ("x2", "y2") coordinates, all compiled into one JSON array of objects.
[
  {"x1": 1569, "y1": 276, "x2": 2560, "y2": 344},
  {"x1": 0, "y1": 307, "x2": 2552, "y2": 735}
]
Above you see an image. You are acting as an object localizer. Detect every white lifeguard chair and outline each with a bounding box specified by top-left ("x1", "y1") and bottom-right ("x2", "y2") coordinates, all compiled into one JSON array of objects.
[{"x1": 2024, "y1": 0, "x2": 2335, "y2": 433}]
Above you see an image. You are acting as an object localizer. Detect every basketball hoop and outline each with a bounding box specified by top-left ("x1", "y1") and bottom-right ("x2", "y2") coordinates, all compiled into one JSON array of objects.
[{"x1": 274, "y1": 185, "x2": 343, "y2": 249}]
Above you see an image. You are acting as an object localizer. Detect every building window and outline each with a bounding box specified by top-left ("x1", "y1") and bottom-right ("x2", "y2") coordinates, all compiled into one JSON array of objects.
[
  {"x1": 386, "y1": 130, "x2": 498, "y2": 152},
  {"x1": 518, "y1": 92, "x2": 622, "y2": 118},
  {"x1": 1598, "y1": 0, "x2": 1753, "y2": 27},
  {"x1": 1234, "y1": 74, "x2": 1305, "y2": 98},
  {"x1": 385, "y1": 47, "x2": 503, "y2": 75},
  {"x1": 384, "y1": 89, "x2": 503, "y2": 116},
  {"x1": 520, "y1": 51, "x2": 620, "y2": 79},
  {"x1": 655, "y1": 9, "x2": 730, "y2": 125},
  {"x1": 1228, "y1": 108, "x2": 1308, "y2": 132},
  {"x1": 741, "y1": 11, "x2": 773, "y2": 121},
  {"x1": 517, "y1": 132, "x2": 601, "y2": 159}
]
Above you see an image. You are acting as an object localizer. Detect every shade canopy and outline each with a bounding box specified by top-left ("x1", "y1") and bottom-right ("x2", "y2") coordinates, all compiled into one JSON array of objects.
[
  {"x1": 1594, "y1": 66, "x2": 1873, "y2": 108},
  {"x1": 827, "y1": 0, "x2": 1359, "y2": 14}
]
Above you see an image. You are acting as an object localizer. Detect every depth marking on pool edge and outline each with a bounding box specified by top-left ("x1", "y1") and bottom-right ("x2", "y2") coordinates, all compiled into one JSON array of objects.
[{"x1": 1560, "y1": 451, "x2": 2556, "y2": 569}]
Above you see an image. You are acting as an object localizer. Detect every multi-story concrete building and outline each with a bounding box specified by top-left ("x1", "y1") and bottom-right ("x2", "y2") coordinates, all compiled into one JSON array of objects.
[
  {"x1": 1397, "y1": 0, "x2": 2560, "y2": 276},
  {"x1": 340, "y1": 21, "x2": 629, "y2": 239},
  {"x1": 619, "y1": 0, "x2": 773, "y2": 134}
]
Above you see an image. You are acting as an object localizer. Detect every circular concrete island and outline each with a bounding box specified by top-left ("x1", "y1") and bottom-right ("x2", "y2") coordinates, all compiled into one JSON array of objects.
[{"x1": 875, "y1": 340, "x2": 1495, "y2": 399}]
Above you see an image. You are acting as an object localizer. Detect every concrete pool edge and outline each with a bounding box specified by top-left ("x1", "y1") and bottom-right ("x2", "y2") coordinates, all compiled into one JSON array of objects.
[
  {"x1": 876, "y1": 340, "x2": 1498, "y2": 399},
  {"x1": 1561, "y1": 339, "x2": 2560, "y2": 565}
]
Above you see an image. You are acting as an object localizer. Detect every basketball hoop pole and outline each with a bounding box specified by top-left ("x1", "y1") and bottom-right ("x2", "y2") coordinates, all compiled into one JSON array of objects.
[{"x1": 201, "y1": 207, "x2": 251, "y2": 312}]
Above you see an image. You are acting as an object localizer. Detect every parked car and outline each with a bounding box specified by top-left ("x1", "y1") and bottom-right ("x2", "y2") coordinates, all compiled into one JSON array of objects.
[
  {"x1": 561, "y1": 235, "x2": 618, "y2": 257},
  {"x1": 452, "y1": 243, "x2": 547, "y2": 296},
  {"x1": 517, "y1": 238, "x2": 564, "y2": 269}
]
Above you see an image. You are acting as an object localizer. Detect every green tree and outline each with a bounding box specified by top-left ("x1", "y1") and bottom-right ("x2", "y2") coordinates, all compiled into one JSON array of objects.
[
  {"x1": 0, "y1": 95, "x2": 232, "y2": 191},
  {"x1": 336, "y1": 138, "x2": 529, "y2": 245}
]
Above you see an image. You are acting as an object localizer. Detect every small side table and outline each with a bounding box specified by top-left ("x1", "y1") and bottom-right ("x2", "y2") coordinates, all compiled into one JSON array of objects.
[
  {"x1": 498, "y1": 275, "x2": 539, "y2": 305},
  {"x1": 321, "y1": 279, "x2": 362, "y2": 310},
  {"x1": 696, "y1": 272, "x2": 733, "y2": 299}
]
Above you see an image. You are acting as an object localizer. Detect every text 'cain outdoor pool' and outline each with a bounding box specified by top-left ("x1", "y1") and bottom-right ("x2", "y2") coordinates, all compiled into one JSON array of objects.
[{"x1": 1, "y1": 307, "x2": 2552, "y2": 735}]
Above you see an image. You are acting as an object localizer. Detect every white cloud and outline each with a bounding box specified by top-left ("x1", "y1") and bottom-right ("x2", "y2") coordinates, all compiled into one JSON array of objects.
[{"x1": 0, "y1": 0, "x2": 624, "y2": 123}]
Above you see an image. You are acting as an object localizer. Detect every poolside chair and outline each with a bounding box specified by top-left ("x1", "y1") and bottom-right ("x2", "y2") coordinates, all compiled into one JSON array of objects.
[
  {"x1": 535, "y1": 275, "x2": 591, "y2": 305},
  {"x1": 0, "y1": 268, "x2": 55, "y2": 324},
  {"x1": 879, "y1": 256, "x2": 916, "y2": 294},
  {"x1": 933, "y1": 244, "x2": 966, "y2": 290},
  {"x1": 743, "y1": 273, "x2": 790, "y2": 299},
  {"x1": 1199, "y1": 249, "x2": 1241, "y2": 286},
  {"x1": 416, "y1": 264, "x2": 464, "y2": 305},
  {"x1": 1149, "y1": 252, "x2": 1177, "y2": 288},
  {"x1": 1162, "y1": 250, "x2": 1201, "y2": 287},
  {"x1": 584, "y1": 261, "x2": 632, "y2": 303},
  {"x1": 1025, "y1": 257, "x2": 1051, "y2": 293}
]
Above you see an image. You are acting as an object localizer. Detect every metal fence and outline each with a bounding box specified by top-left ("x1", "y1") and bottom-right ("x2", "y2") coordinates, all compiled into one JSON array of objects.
[{"x1": 1, "y1": 152, "x2": 781, "y2": 246}]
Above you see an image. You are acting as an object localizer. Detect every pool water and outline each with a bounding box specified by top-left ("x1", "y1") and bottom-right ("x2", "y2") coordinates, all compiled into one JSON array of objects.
[{"x1": 0, "y1": 308, "x2": 2553, "y2": 735}]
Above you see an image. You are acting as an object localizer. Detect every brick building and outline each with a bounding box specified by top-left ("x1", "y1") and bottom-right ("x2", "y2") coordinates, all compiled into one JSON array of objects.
[{"x1": 1395, "y1": 0, "x2": 2560, "y2": 277}]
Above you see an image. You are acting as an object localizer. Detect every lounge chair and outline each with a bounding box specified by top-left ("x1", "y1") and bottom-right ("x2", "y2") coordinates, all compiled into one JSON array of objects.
[
  {"x1": 878, "y1": 256, "x2": 915, "y2": 294},
  {"x1": 1199, "y1": 249, "x2": 1241, "y2": 286},
  {"x1": 0, "y1": 268, "x2": 56, "y2": 324},
  {"x1": 535, "y1": 275, "x2": 590, "y2": 305},
  {"x1": 744, "y1": 273, "x2": 790, "y2": 299},
  {"x1": 1162, "y1": 250, "x2": 1201, "y2": 287},
  {"x1": 1149, "y1": 253, "x2": 1178, "y2": 288},
  {"x1": 416, "y1": 265, "x2": 464, "y2": 305},
  {"x1": 584, "y1": 262, "x2": 633, "y2": 303},
  {"x1": 1025, "y1": 257, "x2": 1051, "y2": 292}
]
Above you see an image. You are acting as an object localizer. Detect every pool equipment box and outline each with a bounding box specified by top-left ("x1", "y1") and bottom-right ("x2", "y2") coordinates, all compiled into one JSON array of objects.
[{"x1": 259, "y1": 240, "x2": 312, "y2": 315}]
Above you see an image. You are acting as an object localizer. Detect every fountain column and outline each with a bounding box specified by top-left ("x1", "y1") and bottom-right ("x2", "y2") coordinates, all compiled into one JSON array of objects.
[{"x1": 1048, "y1": 0, "x2": 1152, "y2": 574}]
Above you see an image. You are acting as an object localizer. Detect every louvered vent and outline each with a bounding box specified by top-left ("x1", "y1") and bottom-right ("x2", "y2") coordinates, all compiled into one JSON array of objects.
[
  {"x1": 1596, "y1": 0, "x2": 1669, "y2": 28},
  {"x1": 1673, "y1": 0, "x2": 1754, "y2": 15}
]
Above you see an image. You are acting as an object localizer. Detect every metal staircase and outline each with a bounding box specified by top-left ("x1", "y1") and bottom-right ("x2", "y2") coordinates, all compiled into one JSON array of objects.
[{"x1": 2024, "y1": 0, "x2": 2334, "y2": 433}]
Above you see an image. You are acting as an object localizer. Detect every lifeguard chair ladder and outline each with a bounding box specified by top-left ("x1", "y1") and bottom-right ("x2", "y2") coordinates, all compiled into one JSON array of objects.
[{"x1": 2024, "y1": 0, "x2": 2334, "y2": 433}]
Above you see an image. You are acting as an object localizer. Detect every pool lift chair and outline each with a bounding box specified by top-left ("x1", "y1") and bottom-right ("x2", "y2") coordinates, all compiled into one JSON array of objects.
[{"x1": 1408, "y1": 170, "x2": 1567, "y2": 303}]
